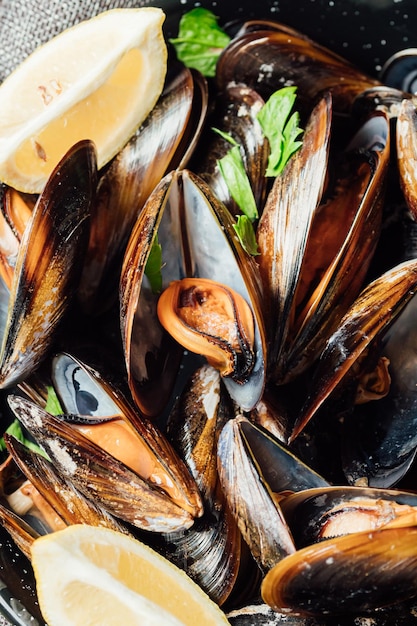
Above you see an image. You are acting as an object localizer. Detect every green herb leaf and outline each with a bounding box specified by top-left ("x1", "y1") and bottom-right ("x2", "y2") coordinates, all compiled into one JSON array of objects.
[
  {"x1": 145, "y1": 234, "x2": 163, "y2": 294},
  {"x1": 233, "y1": 215, "x2": 260, "y2": 255},
  {"x1": 280, "y1": 110, "x2": 304, "y2": 169},
  {"x1": 0, "y1": 418, "x2": 49, "y2": 459},
  {"x1": 45, "y1": 384, "x2": 63, "y2": 415},
  {"x1": 215, "y1": 129, "x2": 258, "y2": 222},
  {"x1": 170, "y1": 8, "x2": 231, "y2": 77},
  {"x1": 257, "y1": 86, "x2": 304, "y2": 177}
]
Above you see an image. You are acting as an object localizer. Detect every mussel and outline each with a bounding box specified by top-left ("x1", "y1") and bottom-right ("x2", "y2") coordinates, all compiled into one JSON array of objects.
[
  {"x1": 3, "y1": 351, "x2": 204, "y2": 535},
  {"x1": 120, "y1": 168, "x2": 267, "y2": 417}
]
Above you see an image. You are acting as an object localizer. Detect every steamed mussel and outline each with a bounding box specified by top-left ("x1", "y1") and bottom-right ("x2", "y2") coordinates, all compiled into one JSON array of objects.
[{"x1": 2, "y1": 6, "x2": 417, "y2": 626}]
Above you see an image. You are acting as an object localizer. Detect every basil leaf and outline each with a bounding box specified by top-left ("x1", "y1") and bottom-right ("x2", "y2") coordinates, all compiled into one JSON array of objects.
[
  {"x1": 170, "y1": 8, "x2": 230, "y2": 77},
  {"x1": 233, "y1": 215, "x2": 260, "y2": 256},
  {"x1": 145, "y1": 234, "x2": 163, "y2": 295},
  {"x1": 215, "y1": 129, "x2": 258, "y2": 222},
  {"x1": 257, "y1": 86, "x2": 304, "y2": 177}
]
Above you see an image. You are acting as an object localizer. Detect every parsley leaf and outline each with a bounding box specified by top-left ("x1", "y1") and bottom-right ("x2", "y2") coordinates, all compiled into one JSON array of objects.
[
  {"x1": 0, "y1": 417, "x2": 49, "y2": 459},
  {"x1": 145, "y1": 234, "x2": 163, "y2": 294},
  {"x1": 45, "y1": 384, "x2": 63, "y2": 415},
  {"x1": 214, "y1": 129, "x2": 258, "y2": 222},
  {"x1": 233, "y1": 215, "x2": 260, "y2": 255},
  {"x1": 170, "y1": 8, "x2": 231, "y2": 77},
  {"x1": 214, "y1": 129, "x2": 259, "y2": 255},
  {"x1": 257, "y1": 86, "x2": 304, "y2": 177}
]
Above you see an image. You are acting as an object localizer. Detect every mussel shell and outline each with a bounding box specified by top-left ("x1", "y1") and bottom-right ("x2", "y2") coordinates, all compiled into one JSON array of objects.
[
  {"x1": 120, "y1": 170, "x2": 185, "y2": 418},
  {"x1": 226, "y1": 416, "x2": 329, "y2": 496},
  {"x1": 0, "y1": 140, "x2": 97, "y2": 388},
  {"x1": 227, "y1": 600, "x2": 321, "y2": 626},
  {"x1": 121, "y1": 169, "x2": 267, "y2": 415},
  {"x1": 50, "y1": 351, "x2": 203, "y2": 519},
  {"x1": 352, "y1": 86, "x2": 412, "y2": 122},
  {"x1": 341, "y1": 289, "x2": 417, "y2": 488},
  {"x1": 7, "y1": 395, "x2": 198, "y2": 534},
  {"x1": 282, "y1": 109, "x2": 390, "y2": 381},
  {"x1": 261, "y1": 526, "x2": 417, "y2": 617},
  {"x1": 0, "y1": 187, "x2": 33, "y2": 289},
  {"x1": 195, "y1": 82, "x2": 269, "y2": 218},
  {"x1": 0, "y1": 501, "x2": 39, "y2": 561},
  {"x1": 217, "y1": 415, "x2": 298, "y2": 573},
  {"x1": 216, "y1": 26, "x2": 380, "y2": 116},
  {"x1": 397, "y1": 98, "x2": 417, "y2": 221},
  {"x1": 279, "y1": 485, "x2": 417, "y2": 548},
  {"x1": 0, "y1": 518, "x2": 44, "y2": 624},
  {"x1": 164, "y1": 364, "x2": 259, "y2": 607},
  {"x1": 290, "y1": 258, "x2": 417, "y2": 441},
  {"x1": 257, "y1": 93, "x2": 331, "y2": 377},
  {"x1": 4, "y1": 433, "x2": 127, "y2": 535},
  {"x1": 167, "y1": 364, "x2": 233, "y2": 498}
]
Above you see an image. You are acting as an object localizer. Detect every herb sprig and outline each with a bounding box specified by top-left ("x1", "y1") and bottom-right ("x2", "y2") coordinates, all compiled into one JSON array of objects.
[
  {"x1": 257, "y1": 86, "x2": 304, "y2": 177},
  {"x1": 170, "y1": 8, "x2": 231, "y2": 78},
  {"x1": 0, "y1": 385, "x2": 61, "y2": 458},
  {"x1": 215, "y1": 88, "x2": 304, "y2": 254},
  {"x1": 171, "y1": 11, "x2": 305, "y2": 258}
]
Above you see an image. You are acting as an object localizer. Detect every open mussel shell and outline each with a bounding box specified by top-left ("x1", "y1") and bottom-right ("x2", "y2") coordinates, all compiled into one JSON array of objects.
[
  {"x1": 0, "y1": 140, "x2": 97, "y2": 389},
  {"x1": 341, "y1": 287, "x2": 417, "y2": 489},
  {"x1": 220, "y1": 416, "x2": 329, "y2": 497},
  {"x1": 281, "y1": 109, "x2": 390, "y2": 381},
  {"x1": 78, "y1": 64, "x2": 208, "y2": 315},
  {"x1": 279, "y1": 485, "x2": 417, "y2": 549},
  {"x1": 120, "y1": 168, "x2": 267, "y2": 416},
  {"x1": 50, "y1": 351, "x2": 203, "y2": 519},
  {"x1": 7, "y1": 394, "x2": 199, "y2": 534},
  {"x1": 290, "y1": 257, "x2": 417, "y2": 441},
  {"x1": 216, "y1": 21, "x2": 380, "y2": 117},
  {"x1": 257, "y1": 93, "x2": 331, "y2": 377},
  {"x1": 217, "y1": 415, "x2": 330, "y2": 573},
  {"x1": 261, "y1": 526, "x2": 417, "y2": 617}
]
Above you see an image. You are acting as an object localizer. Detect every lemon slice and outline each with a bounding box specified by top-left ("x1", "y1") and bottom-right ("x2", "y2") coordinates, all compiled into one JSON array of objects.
[
  {"x1": 0, "y1": 8, "x2": 167, "y2": 193},
  {"x1": 31, "y1": 524, "x2": 230, "y2": 626}
]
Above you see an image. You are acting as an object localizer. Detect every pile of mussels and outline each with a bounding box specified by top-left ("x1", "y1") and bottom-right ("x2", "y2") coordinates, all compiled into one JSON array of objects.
[{"x1": 1, "y1": 15, "x2": 417, "y2": 626}]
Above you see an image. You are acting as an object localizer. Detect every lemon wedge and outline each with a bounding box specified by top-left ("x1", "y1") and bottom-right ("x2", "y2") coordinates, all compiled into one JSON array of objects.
[
  {"x1": 31, "y1": 524, "x2": 231, "y2": 626},
  {"x1": 0, "y1": 8, "x2": 167, "y2": 193}
]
